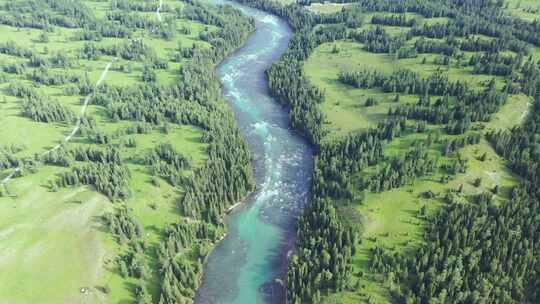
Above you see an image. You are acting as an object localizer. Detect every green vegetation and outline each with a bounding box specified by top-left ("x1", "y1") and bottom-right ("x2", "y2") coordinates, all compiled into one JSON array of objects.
[
  {"x1": 3, "y1": 0, "x2": 540, "y2": 303},
  {"x1": 237, "y1": 0, "x2": 540, "y2": 303},
  {"x1": 505, "y1": 0, "x2": 540, "y2": 21},
  {"x1": 0, "y1": 0, "x2": 254, "y2": 303},
  {"x1": 306, "y1": 3, "x2": 351, "y2": 14}
]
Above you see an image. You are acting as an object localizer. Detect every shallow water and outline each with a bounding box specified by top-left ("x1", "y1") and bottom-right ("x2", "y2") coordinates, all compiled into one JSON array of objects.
[{"x1": 194, "y1": 2, "x2": 313, "y2": 304}]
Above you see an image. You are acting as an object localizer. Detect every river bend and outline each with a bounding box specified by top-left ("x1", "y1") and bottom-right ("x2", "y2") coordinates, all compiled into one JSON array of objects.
[{"x1": 195, "y1": 2, "x2": 313, "y2": 304}]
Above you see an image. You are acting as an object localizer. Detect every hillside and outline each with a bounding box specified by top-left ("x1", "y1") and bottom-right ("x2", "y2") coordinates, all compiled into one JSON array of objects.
[
  {"x1": 2, "y1": 0, "x2": 540, "y2": 303},
  {"x1": 236, "y1": 0, "x2": 540, "y2": 303},
  {"x1": 0, "y1": 0, "x2": 254, "y2": 303}
]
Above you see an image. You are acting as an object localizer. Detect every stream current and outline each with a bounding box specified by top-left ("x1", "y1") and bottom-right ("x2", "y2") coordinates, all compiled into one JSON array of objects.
[{"x1": 195, "y1": 2, "x2": 313, "y2": 304}]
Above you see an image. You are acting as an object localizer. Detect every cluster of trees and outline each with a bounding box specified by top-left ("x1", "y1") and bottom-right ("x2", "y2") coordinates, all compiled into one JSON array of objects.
[
  {"x1": 110, "y1": 0, "x2": 162, "y2": 12},
  {"x1": 80, "y1": 38, "x2": 154, "y2": 61},
  {"x1": 338, "y1": 68, "x2": 511, "y2": 136},
  {"x1": 8, "y1": 82, "x2": 75, "y2": 123},
  {"x1": 105, "y1": 206, "x2": 155, "y2": 303},
  {"x1": 0, "y1": 0, "x2": 165, "y2": 40},
  {"x1": 105, "y1": 206, "x2": 142, "y2": 244},
  {"x1": 178, "y1": 128, "x2": 254, "y2": 224},
  {"x1": 237, "y1": 0, "x2": 540, "y2": 303},
  {"x1": 0, "y1": 40, "x2": 33, "y2": 58},
  {"x1": 157, "y1": 220, "x2": 221, "y2": 303},
  {"x1": 469, "y1": 52, "x2": 522, "y2": 76},
  {"x1": 0, "y1": 0, "x2": 95, "y2": 30},
  {"x1": 90, "y1": 84, "x2": 177, "y2": 124},
  {"x1": 376, "y1": 185, "x2": 539, "y2": 303},
  {"x1": 313, "y1": 130, "x2": 384, "y2": 200},
  {"x1": 81, "y1": 21, "x2": 133, "y2": 40},
  {"x1": 441, "y1": 133, "x2": 481, "y2": 156},
  {"x1": 267, "y1": 58, "x2": 326, "y2": 143},
  {"x1": 143, "y1": 143, "x2": 191, "y2": 186},
  {"x1": 371, "y1": 14, "x2": 416, "y2": 27},
  {"x1": 411, "y1": 18, "x2": 530, "y2": 55},
  {"x1": 364, "y1": 145, "x2": 437, "y2": 192},
  {"x1": 414, "y1": 37, "x2": 456, "y2": 56},
  {"x1": 338, "y1": 68, "x2": 468, "y2": 97},
  {"x1": 41, "y1": 146, "x2": 72, "y2": 167},
  {"x1": 67, "y1": 145, "x2": 122, "y2": 163},
  {"x1": 0, "y1": 145, "x2": 22, "y2": 171},
  {"x1": 157, "y1": 250, "x2": 203, "y2": 304},
  {"x1": 350, "y1": 26, "x2": 406, "y2": 53},
  {"x1": 27, "y1": 67, "x2": 81, "y2": 86},
  {"x1": 2, "y1": 62, "x2": 26, "y2": 75},
  {"x1": 103, "y1": 10, "x2": 178, "y2": 40},
  {"x1": 347, "y1": 0, "x2": 451, "y2": 19},
  {"x1": 20, "y1": 91, "x2": 74, "y2": 123},
  {"x1": 54, "y1": 145, "x2": 131, "y2": 200},
  {"x1": 287, "y1": 198, "x2": 357, "y2": 303},
  {"x1": 56, "y1": 161, "x2": 131, "y2": 200},
  {"x1": 389, "y1": 81, "x2": 508, "y2": 135},
  {"x1": 49, "y1": 51, "x2": 75, "y2": 68},
  {"x1": 106, "y1": 11, "x2": 160, "y2": 31}
]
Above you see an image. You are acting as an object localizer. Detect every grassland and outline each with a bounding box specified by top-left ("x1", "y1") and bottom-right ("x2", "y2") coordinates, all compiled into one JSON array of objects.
[
  {"x1": 301, "y1": 9, "x2": 535, "y2": 304},
  {"x1": 305, "y1": 40, "x2": 527, "y2": 137},
  {"x1": 306, "y1": 3, "x2": 351, "y2": 14},
  {"x1": 505, "y1": 0, "x2": 540, "y2": 21},
  {"x1": 0, "y1": 0, "x2": 217, "y2": 303}
]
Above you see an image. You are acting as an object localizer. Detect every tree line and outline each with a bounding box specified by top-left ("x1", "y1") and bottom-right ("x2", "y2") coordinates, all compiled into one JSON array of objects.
[
  {"x1": 0, "y1": 1, "x2": 257, "y2": 302},
  {"x1": 236, "y1": 0, "x2": 540, "y2": 303}
]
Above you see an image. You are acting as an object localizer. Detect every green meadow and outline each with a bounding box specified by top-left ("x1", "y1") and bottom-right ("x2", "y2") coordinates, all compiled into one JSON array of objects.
[
  {"x1": 505, "y1": 0, "x2": 540, "y2": 21},
  {"x1": 0, "y1": 0, "x2": 219, "y2": 303},
  {"x1": 300, "y1": 9, "x2": 535, "y2": 303}
]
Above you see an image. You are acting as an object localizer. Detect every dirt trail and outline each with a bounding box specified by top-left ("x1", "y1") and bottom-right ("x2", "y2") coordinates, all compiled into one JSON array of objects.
[
  {"x1": 157, "y1": 0, "x2": 163, "y2": 22},
  {"x1": 2, "y1": 0, "x2": 169, "y2": 186},
  {"x1": 1, "y1": 58, "x2": 116, "y2": 185}
]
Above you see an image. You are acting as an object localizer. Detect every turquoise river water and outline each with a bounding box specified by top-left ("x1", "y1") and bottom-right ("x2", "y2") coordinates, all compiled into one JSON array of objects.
[{"x1": 195, "y1": 2, "x2": 313, "y2": 304}]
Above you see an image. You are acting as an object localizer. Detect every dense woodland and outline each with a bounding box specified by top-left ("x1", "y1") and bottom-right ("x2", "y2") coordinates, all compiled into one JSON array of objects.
[
  {"x1": 100, "y1": 2, "x2": 255, "y2": 302},
  {"x1": 1, "y1": 0, "x2": 539, "y2": 302},
  {"x1": 238, "y1": 0, "x2": 540, "y2": 303},
  {"x1": 0, "y1": 0, "x2": 255, "y2": 302}
]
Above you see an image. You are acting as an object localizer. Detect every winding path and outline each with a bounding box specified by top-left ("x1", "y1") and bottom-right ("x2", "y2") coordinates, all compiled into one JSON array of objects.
[
  {"x1": 1, "y1": 59, "x2": 116, "y2": 185},
  {"x1": 2, "y1": 0, "x2": 167, "y2": 186},
  {"x1": 156, "y1": 0, "x2": 163, "y2": 22}
]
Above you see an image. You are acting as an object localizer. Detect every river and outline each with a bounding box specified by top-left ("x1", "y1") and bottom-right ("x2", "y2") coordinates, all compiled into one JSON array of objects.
[{"x1": 194, "y1": 2, "x2": 313, "y2": 304}]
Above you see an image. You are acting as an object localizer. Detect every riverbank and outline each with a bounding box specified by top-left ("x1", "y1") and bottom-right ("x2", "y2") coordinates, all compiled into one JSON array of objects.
[
  {"x1": 0, "y1": 1, "x2": 257, "y2": 302},
  {"x1": 195, "y1": 1, "x2": 313, "y2": 303}
]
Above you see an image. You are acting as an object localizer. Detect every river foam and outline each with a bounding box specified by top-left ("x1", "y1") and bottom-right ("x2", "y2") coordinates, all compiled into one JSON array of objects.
[{"x1": 195, "y1": 1, "x2": 313, "y2": 304}]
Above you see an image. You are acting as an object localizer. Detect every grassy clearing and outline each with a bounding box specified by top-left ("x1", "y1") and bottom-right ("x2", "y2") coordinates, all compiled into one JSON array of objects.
[
  {"x1": 304, "y1": 40, "x2": 498, "y2": 137},
  {"x1": 302, "y1": 15, "x2": 527, "y2": 303},
  {"x1": 0, "y1": 167, "x2": 111, "y2": 304},
  {"x1": 274, "y1": 0, "x2": 297, "y2": 5},
  {"x1": 103, "y1": 125, "x2": 208, "y2": 301},
  {"x1": 325, "y1": 127, "x2": 519, "y2": 303},
  {"x1": 488, "y1": 93, "x2": 532, "y2": 130},
  {"x1": 505, "y1": 0, "x2": 540, "y2": 21},
  {"x1": 0, "y1": 0, "x2": 215, "y2": 302},
  {"x1": 306, "y1": 3, "x2": 351, "y2": 14}
]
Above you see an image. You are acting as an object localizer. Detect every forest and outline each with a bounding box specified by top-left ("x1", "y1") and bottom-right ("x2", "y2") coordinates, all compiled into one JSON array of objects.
[
  {"x1": 237, "y1": 0, "x2": 540, "y2": 303},
  {"x1": 1, "y1": 0, "x2": 539, "y2": 303},
  {"x1": 0, "y1": 0, "x2": 255, "y2": 302}
]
